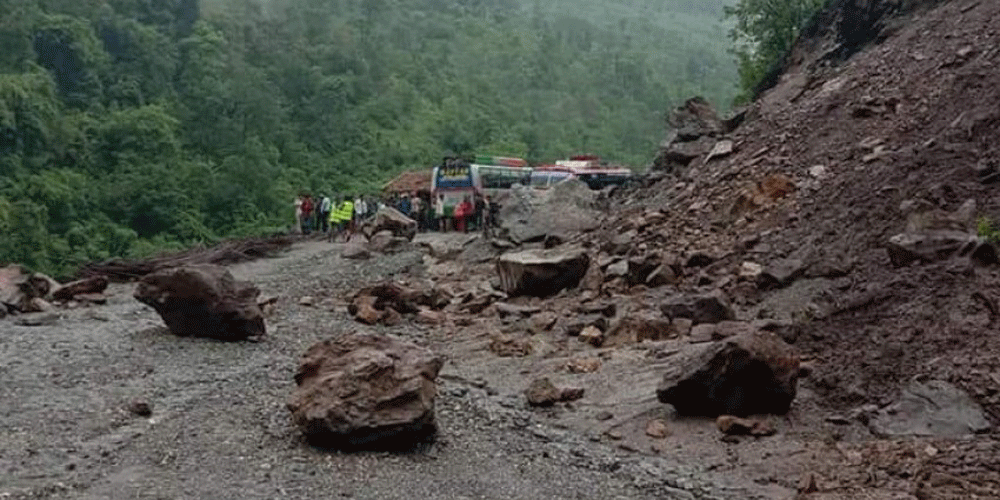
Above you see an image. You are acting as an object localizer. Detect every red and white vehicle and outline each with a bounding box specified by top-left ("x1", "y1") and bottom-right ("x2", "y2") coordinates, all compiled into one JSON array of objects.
[{"x1": 530, "y1": 155, "x2": 632, "y2": 190}]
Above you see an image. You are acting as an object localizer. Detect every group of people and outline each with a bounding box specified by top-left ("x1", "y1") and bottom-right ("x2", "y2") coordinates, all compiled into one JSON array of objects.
[
  {"x1": 293, "y1": 194, "x2": 373, "y2": 240},
  {"x1": 294, "y1": 190, "x2": 502, "y2": 239}
]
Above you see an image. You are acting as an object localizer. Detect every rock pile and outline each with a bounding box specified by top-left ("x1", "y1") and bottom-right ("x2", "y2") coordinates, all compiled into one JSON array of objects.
[
  {"x1": 348, "y1": 282, "x2": 450, "y2": 326},
  {"x1": 0, "y1": 264, "x2": 110, "y2": 317}
]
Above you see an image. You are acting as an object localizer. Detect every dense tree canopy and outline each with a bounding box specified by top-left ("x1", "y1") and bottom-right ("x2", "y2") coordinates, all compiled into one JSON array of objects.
[
  {"x1": 725, "y1": 0, "x2": 826, "y2": 101},
  {"x1": 0, "y1": 0, "x2": 738, "y2": 277}
]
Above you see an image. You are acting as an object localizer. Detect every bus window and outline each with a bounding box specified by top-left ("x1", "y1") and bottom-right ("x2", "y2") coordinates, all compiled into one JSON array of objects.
[
  {"x1": 530, "y1": 172, "x2": 550, "y2": 188},
  {"x1": 479, "y1": 165, "x2": 530, "y2": 189}
]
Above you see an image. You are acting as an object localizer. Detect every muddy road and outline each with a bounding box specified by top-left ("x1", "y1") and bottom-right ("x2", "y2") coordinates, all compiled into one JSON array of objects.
[{"x1": 1, "y1": 240, "x2": 736, "y2": 500}]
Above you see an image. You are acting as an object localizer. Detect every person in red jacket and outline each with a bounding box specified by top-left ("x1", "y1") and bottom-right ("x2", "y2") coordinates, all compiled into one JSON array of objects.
[{"x1": 455, "y1": 195, "x2": 473, "y2": 233}]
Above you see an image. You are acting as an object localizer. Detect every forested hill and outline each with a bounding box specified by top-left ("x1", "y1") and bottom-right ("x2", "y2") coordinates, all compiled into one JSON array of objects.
[{"x1": 0, "y1": 0, "x2": 736, "y2": 277}]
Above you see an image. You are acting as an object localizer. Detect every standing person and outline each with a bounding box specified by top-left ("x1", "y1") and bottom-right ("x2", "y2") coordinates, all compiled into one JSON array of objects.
[
  {"x1": 399, "y1": 193, "x2": 411, "y2": 217},
  {"x1": 481, "y1": 195, "x2": 492, "y2": 237},
  {"x1": 301, "y1": 194, "x2": 314, "y2": 234},
  {"x1": 293, "y1": 194, "x2": 304, "y2": 234},
  {"x1": 319, "y1": 194, "x2": 332, "y2": 234},
  {"x1": 410, "y1": 192, "x2": 422, "y2": 231},
  {"x1": 473, "y1": 193, "x2": 485, "y2": 232},
  {"x1": 328, "y1": 196, "x2": 340, "y2": 241},
  {"x1": 338, "y1": 196, "x2": 354, "y2": 241},
  {"x1": 434, "y1": 194, "x2": 446, "y2": 232},
  {"x1": 456, "y1": 196, "x2": 473, "y2": 233},
  {"x1": 354, "y1": 195, "x2": 367, "y2": 227}
]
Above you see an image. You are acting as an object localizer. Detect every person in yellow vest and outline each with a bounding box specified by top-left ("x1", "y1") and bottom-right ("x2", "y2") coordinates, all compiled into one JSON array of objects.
[{"x1": 329, "y1": 196, "x2": 354, "y2": 242}]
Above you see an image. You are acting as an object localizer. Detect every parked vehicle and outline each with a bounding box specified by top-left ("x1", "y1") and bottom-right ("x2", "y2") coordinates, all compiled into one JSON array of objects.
[
  {"x1": 431, "y1": 155, "x2": 531, "y2": 209},
  {"x1": 530, "y1": 155, "x2": 632, "y2": 190}
]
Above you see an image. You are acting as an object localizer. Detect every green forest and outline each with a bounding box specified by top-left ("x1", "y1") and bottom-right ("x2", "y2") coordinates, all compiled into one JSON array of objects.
[{"x1": 0, "y1": 0, "x2": 742, "y2": 278}]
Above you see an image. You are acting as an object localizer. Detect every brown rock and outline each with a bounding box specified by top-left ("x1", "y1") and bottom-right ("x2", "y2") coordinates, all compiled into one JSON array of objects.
[
  {"x1": 565, "y1": 357, "x2": 602, "y2": 373},
  {"x1": 360, "y1": 206, "x2": 418, "y2": 241},
  {"x1": 645, "y1": 419, "x2": 670, "y2": 439},
  {"x1": 530, "y1": 312, "x2": 558, "y2": 332},
  {"x1": 75, "y1": 293, "x2": 107, "y2": 305},
  {"x1": 604, "y1": 311, "x2": 672, "y2": 346},
  {"x1": 53, "y1": 276, "x2": 109, "y2": 302},
  {"x1": 495, "y1": 302, "x2": 542, "y2": 318},
  {"x1": 559, "y1": 387, "x2": 585, "y2": 402},
  {"x1": 496, "y1": 247, "x2": 590, "y2": 297},
  {"x1": 688, "y1": 321, "x2": 755, "y2": 344},
  {"x1": 415, "y1": 308, "x2": 445, "y2": 325},
  {"x1": 134, "y1": 265, "x2": 265, "y2": 341},
  {"x1": 288, "y1": 333, "x2": 443, "y2": 448},
  {"x1": 716, "y1": 415, "x2": 777, "y2": 437},
  {"x1": 351, "y1": 296, "x2": 382, "y2": 325},
  {"x1": 657, "y1": 330, "x2": 800, "y2": 416},
  {"x1": 798, "y1": 472, "x2": 820, "y2": 494},
  {"x1": 525, "y1": 378, "x2": 561, "y2": 406},
  {"x1": 579, "y1": 325, "x2": 604, "y2": 346},
  {"x1": 670, "y1": 318, "x2": 693, "y2": 337},
  {"x1": 661, "y1": 290, "x2": 735, "y2": 325},
  {"x1": 489, "y1": 334, "x2": 533, "y2": 357}
]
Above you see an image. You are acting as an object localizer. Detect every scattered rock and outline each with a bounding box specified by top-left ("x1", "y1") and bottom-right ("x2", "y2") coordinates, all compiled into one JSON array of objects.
[
  {"x1": 368, "y1": 230, "x2": 410, "y2": 253},
  {"x1": 688, "y1": 321, "x2": 755, "y2": 343},
  {"x1": 287, "y1": 333, "x2": 443, "y2": 449},
  {"x1": 704, "y1": 139, "x2": 734, "y2": 163},
  {"x1": 299, "y1": 296, "x2": 315, "y2": 306},
  {"x1": 360, "y1": 206, "x2": 418, "y2": 241},
  {"x1": 495, "y1": 302, "x2": 542, "y2": 318},
  {"x1": 489, "y1": 334, "x2": 533, "y2": 357},
  {"x1": 660, "y1": 290, "x2": 736, "y2": 325},
  {"x1": 605, "y1": 259, "x2": 629, "y2": 279},
  {"x1": 756, "y1": 258, "x2": 806, "y2": 289},
  {"x1": 127, "y1": 401, "x2": 153, "y2": 417},
  {"x1": 525, "y1": 378, "x2": 560, "y2": 406},
  {"x1": 739, "y1": 262, "x2": 763, "y2": 280},
  {"x1": 134, "y1": 265, "x2": 265, "y2": 341},
  {"x1": 869, "y1": 380, "x2": 991, "y2": 437},
  {"x1": 578, "y1": 325, "x2": 604, "y2": 346},
  {"x1": 496, "y1": 247, "x2": 590, "y2": 297},
  {"x1": 657, "y1": 330, "x2": 800, "y2": 416},
  {"x1": 341, "y1": 244, "x2": 372, "y2": 260},
  {"x1": 415, "y1": 308, "x2": 445, "y2": 325},
  {"x1": 798, "y1": 472, "x2": 820, "y2": 494},
  {"x1": 75, "y1": 293, "x2": 107, "y2": 305},
  {"x1": 716, "y1": 415, "x2": 777, "y2": 437},
  {"x1": 53, "y1": 276, "x2": 110, "y2": 302},
  {"x1": 565, "y1": 357, "x2": 601, "y2": 373},
  {"x1": 645, "y1": 419, "x2": 670, "y2": 439},
  {"x1": 604, "y1": 310, "x2": 673, "y2": 346},
  {"x1": 886, "y1": 230, "x2": 978, "y2": 267}
]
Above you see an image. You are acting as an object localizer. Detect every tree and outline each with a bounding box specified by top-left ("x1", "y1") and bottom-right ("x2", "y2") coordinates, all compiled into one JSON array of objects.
[{"x1": 725, "y1": 0, "x2": 826, "y2": 101}]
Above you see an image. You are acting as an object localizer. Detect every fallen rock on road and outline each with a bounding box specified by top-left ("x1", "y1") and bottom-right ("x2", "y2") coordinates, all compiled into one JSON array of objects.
[
  {"x1": 133, "y1": 264, "x2": 265, "y2": 341},
  {"x1": 657, "y1": 330, "x2": 799, "y2": 416},
  {"x1": 288, "y1": 333, "x2": 444, "y2": 449}
]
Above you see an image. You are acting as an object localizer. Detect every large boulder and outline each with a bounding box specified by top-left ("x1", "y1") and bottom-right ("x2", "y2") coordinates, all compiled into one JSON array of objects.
[
  {"x1": 133, "y1": 265, "x2": 265, "y2": 341},
  {"x1": 656, "y1": 330, "x2": 800, "y2": 417},
  {"x1": 361, "y1": 206, "x2": 417, "y2": 241},
  {"x1": 498, "y1": 181, "x2": 601, "y2": 244},
  {"x1": 288, "y1": 333, "x2": 444, "y2": 449},
  {"x1": 868, "y1": 380, "x2": 991, "y2": 437},
  {"x1": 496, "y1": 247, "x2": 590, "y2": 297},
  {"x1": 885, "y1": 230, "x2": 978, "y2": 267}
]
